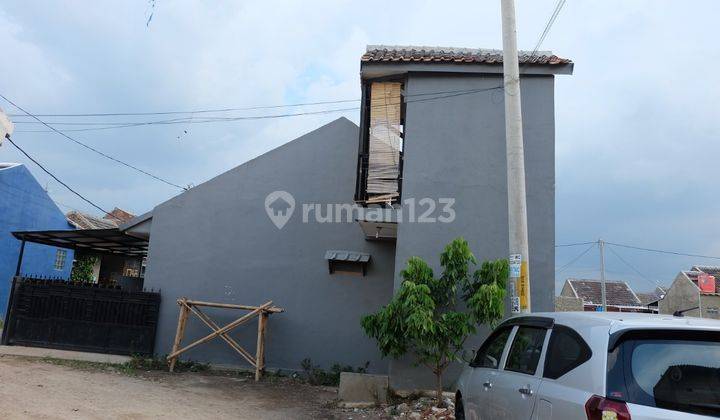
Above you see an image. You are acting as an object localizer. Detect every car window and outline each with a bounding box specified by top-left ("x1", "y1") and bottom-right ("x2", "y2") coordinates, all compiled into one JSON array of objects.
[
  {"x1": 472, "y1": 326, "x2": 512, "y2": 369},
  {"x1": 543, "y1": 324, "x2": 592, "y2": 379},
  {"x1": 505, "y1": 326, "x2": 546, "y2": 375},
  {"x1": 607, "y1": 330, "x2": 720, "y2": 417}
]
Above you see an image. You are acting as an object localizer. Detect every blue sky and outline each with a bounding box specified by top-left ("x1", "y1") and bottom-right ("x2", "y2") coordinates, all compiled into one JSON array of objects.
[{"x1": 1, "y1": 1, "x2": 719, "y2": 294}]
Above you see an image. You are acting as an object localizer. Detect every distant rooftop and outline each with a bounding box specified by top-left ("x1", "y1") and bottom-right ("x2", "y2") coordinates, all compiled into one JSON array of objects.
[
  {"x1": 0, "y1": 162, "x2": 21, "y2": 170},
  {"x1": 684, "y1": 266, "x2": 720, "y2": 294},
  {"x1": 67, "y1": 207, "x2": 135, "y2": 230},
  {"x1": 565, "y1": 278, "x2": 642, "y2": 307},
  {"x1": 362, "y1": 45, "x2": 572, "y2": 65}
]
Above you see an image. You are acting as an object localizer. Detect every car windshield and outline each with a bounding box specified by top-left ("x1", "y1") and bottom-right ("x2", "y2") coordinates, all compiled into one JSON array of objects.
[{"x1": 607, "y1": 330, "x2": 720, "y2": 417}]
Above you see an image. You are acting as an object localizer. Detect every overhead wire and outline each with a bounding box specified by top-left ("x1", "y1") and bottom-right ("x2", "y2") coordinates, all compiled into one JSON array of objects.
[
  {"x1": 556, "y1": 242, "x2": 596, "y2": 273},
  {"x1": 555, "y1": 241, "x2": 596, "y2": 248},
  {"x1": 605, "y1": 241, "x2": 720, "y2": 261},
  {"x1": 605, "y1": 244, "x2": 665, "y2": 289},
  {"x1": 4, "y1": 135, "x2": 114, "y2": 218},
  {"x1": 1, "y1": 93, "x2": 188, "y2": 190}
]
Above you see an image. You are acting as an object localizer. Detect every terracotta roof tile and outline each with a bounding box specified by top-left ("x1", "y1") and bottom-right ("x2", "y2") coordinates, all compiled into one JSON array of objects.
[
  {"x1": 66, "y1": 207, "x2": 135, "y2": 230},
  {"x1": 567, "y1": 278, "x2": 642, "y2": 307},
  {"x1": 362, "y1": 45, "x2": 572, "y2": 65}
]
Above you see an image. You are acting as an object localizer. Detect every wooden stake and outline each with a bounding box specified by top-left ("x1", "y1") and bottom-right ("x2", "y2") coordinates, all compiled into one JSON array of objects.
[
  {"x1": 169, "y1": 298, "x2": 190, "y2": 372},
  {"x1": 185, "y1": 302, "x2": 257, "y2": 368},
  {"x1": 184, "y1": 299, "x2": 283, "y2": 313},
  {"x1": 255, "y1": 312, "x2": 268, "y2": 381},
  {"x1": 167, "y1": 301, "x2": 272, "y2": 360}
]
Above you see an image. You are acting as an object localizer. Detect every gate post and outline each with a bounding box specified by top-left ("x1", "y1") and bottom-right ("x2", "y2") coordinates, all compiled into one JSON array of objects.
[
  {"x1": 1, "y1": 276, "x2": 19, "y2": 345},
  {"x1": 14, "y1": 240, "x2": 25, "y2": 277}
]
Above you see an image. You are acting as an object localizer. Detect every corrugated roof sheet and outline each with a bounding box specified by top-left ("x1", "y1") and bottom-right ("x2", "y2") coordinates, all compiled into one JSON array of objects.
[
  {"x1": 362, "y1": 45, "x2": 572, "y2": 65},
  {"x1": 324, "y1": 250, "x2": 371, "y2": 263}
]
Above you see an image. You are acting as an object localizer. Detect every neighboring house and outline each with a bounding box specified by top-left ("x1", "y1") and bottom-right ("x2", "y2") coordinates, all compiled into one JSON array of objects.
[
  {"x1": 66, "y1": 207, "x2": 134, "y2": 229},
  {"x1": 66, "y1": 208, "x2": 144, "y2": 287},
  {"x1": 659, "y1": 266, "x2": 720, "y2": 319},
  {"x1": 0, "y1": 163, "x2": 74, "y2": 315},
  {"x1": 559, "y1": 278, "x2": 653, "y2": 312},
  {"x1": 554, "y1": 295, "x2": 583, "y2": 312},
  {"x1": 140, "y1": 45, "x2": 573, "y2": 388},
  {"x1": 636, "y1": 286, "x2": 666, "y2": 311}
]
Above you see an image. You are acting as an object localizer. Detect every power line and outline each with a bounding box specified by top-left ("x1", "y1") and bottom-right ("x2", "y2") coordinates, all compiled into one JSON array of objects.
[
  {"x1": 605, "y1": 241, "x2": 720, "y2": 261},
  {"x1": 0, "y1": 93, "x2": 187, "y2": 190},
  {"x1": 7, "y1": 86, "x2": 503, "y2": 119},
  {"x1": 14, "y1": 86, "x2": 504, "y2": 133},
  {"x1": 605, "y1": 244, "x2": 665, "y2": 289},
  {"x1": 556, "y1": 241, "x2": 597, "y2": 248},
  {"x1": 531, "y1": 0, "x2": 566, "y2": 56},
  {"x1": 556, "y1": 243, "x2": 596, "y2": 273},
  {"x1": 4, "y1": 134, "x2": 113, "y2": 218},
  {"x1": 0, "y1": 178, "x2": 85, "y2": 214}
]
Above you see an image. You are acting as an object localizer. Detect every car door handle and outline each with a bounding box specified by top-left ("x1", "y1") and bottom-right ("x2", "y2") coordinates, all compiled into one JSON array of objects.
[
  {"x1": 483, "y1": 381, "x2": 493, "y2": 389},
  {"x1": 518, "y1": 386, "x2": 533, "y2": 396}
]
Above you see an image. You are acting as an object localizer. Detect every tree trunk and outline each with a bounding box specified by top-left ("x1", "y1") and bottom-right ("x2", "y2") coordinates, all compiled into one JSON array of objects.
[{"x1": 435, "y1": 369, "x2": 444, "y2": 407}]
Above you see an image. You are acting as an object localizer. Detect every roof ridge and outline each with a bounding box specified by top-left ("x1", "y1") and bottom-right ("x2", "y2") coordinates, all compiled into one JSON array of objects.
[{"x1": 365, "y1": 44, "x2": 553, "y2": 56}]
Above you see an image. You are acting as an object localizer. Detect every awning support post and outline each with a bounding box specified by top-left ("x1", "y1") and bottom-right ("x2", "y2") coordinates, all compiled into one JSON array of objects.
[{"x1": 15, "y1": 240, "x2": 25, "y2": 277}]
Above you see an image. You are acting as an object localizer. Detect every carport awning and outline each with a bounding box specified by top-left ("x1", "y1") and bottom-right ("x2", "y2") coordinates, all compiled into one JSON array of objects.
[{"x1": 12, "y1": 228, "x2": 148, "y2": 257}]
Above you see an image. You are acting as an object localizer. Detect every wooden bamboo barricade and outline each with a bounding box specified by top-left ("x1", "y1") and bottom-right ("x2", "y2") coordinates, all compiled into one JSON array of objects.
[{"x1": 166, "y1": 298, "x2": 284, "y2": 381}]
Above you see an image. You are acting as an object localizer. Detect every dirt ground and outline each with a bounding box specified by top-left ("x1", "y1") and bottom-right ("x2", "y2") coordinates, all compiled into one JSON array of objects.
[{"x1": 0, "y1": 355, "x2": 381, "y2": 420}]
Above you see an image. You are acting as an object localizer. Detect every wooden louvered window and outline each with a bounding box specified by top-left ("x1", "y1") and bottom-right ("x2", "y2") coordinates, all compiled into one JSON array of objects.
[{"x1": 355, "y1": 80, "x2": 405, "y2": 205}]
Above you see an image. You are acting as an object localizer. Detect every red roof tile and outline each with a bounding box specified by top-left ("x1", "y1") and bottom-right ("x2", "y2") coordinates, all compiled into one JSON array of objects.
[
  {"x1": 362, "y1": 45, "x2": 572, "y2": 66},
  {"x1": 567, "y1": 279, "x2": 642, "y2": 307}
]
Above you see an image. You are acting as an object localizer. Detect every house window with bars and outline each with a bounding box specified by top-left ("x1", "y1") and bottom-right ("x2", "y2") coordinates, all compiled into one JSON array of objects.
[
  {"x1": 123, "y1": 258, "x2": 141, "y2": 277},
  {"x1": 54, "y1": 249, "x2": 67, "y2": 270}
]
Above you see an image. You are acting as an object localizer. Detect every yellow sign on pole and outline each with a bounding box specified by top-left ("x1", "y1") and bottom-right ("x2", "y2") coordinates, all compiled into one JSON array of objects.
[{"x1": 518, "y1": 261, "x2": 529, "y2": 311}]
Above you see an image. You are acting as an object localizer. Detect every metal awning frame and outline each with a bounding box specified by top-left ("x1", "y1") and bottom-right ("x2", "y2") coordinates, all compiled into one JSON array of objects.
[{"x1": 12, "y1": 228, "x2": 148, "y2": 258}]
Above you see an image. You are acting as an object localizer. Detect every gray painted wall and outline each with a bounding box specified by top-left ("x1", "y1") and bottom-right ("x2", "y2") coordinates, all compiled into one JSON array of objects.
[
  {"x1": 388, "y1": 73, "x2": 556, "y2": 389},
  {"x1": 144, "y1": 70, "x2": 559, "y2": 389},
  {"x1": 144, "y1": 118, "x2": 396, "y2": 373}
]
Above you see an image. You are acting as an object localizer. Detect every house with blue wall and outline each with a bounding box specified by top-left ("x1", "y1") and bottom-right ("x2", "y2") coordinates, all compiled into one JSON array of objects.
[{"x1": 0, "y1": 163, "x2": 74, "y2": 315}]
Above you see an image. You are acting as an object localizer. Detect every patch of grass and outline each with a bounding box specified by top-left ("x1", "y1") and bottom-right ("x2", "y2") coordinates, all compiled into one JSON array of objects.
[
  {"x1": 35, "y1": 354, "x2": 210, "y2": 376},
  {"x1": 300, "y1": 358, "x2": 370, "y2": 386},
  {"x1": 39, "y1": 357, "x2": 116, "y2": 372},
  {"x1": 124, "y1": 354, "x2": 210, "y2": 373}
]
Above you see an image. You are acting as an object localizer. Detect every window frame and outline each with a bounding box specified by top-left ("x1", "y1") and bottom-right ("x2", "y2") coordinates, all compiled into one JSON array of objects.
[
  {"x1": 354, "y1": 76, "x2": 407, "y2": 204},
  {"x1": 502, "y1": 325, "x2": 548, "y2": 376},
  {"x1": 606, "y1": 329, "x2": 720, "y2": 417},
  {"x1": 53, "y1": 248, "x2": 67, "y2": 271},
  {"x1": 470, "y1": 325, "x2": 514, "y2": 369},
  {"x1": 542, "y1": 324, "x2": 592, "y2": 380}
]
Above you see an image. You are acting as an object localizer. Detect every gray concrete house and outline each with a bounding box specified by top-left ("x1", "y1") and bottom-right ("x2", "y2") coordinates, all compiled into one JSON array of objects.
[
  {"x1": 659, "y1": 266, "x2": 720, "y2": 318},
  {"x1": 138, "y1": 45, "x2": 573, "y2": 389}
]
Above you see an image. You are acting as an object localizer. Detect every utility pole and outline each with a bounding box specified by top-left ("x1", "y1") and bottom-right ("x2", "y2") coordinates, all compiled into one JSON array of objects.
[
  {"x1": 599, "y1": 239, "x2": 607, "y2": 311},
  {"x1": 501, "y1": 0, "x2": 531, "y2": 313}
]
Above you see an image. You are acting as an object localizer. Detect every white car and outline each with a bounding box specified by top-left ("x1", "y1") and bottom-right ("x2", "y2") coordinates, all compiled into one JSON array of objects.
[{"x1": 455, "y1": 312, "x2": 720, "y2": 419}]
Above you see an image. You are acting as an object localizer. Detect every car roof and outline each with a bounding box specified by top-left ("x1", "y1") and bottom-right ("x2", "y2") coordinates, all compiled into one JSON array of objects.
[{"x1": 509, "y1": 311, "x2": 720, "y2": 334}]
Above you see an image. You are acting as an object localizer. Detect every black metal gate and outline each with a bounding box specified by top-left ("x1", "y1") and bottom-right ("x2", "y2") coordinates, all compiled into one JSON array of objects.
[{"x1": 1, "y1": 277, "x2": 160, "y2": 355}]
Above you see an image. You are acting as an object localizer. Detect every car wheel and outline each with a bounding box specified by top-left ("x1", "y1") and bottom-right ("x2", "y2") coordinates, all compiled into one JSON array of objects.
[{"x1": 455, "y1": 393, "x2": 465, "y2": 420}]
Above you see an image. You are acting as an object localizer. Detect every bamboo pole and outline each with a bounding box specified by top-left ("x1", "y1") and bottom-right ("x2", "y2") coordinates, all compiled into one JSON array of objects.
[
  {"x1": 169, "y1": 299, "x2": 191, "y2": 372},
  {"x1": 167, "y1": 301, "x2": 272, "y2": 360},
  {"x1": 183, "y1": 299, "x2": 283, "y2": 313},
  {"x1": 255, "y1": 312, "x2": 268, "y2": 381},
  {"x1": 185, "y1": 302, "x2": 257, "y2": 368}
]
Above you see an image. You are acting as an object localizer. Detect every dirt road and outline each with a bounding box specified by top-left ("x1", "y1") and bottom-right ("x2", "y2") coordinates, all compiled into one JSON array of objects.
[{"x1": 0, "y1": 356, "x2": 354, "y2": 419}]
